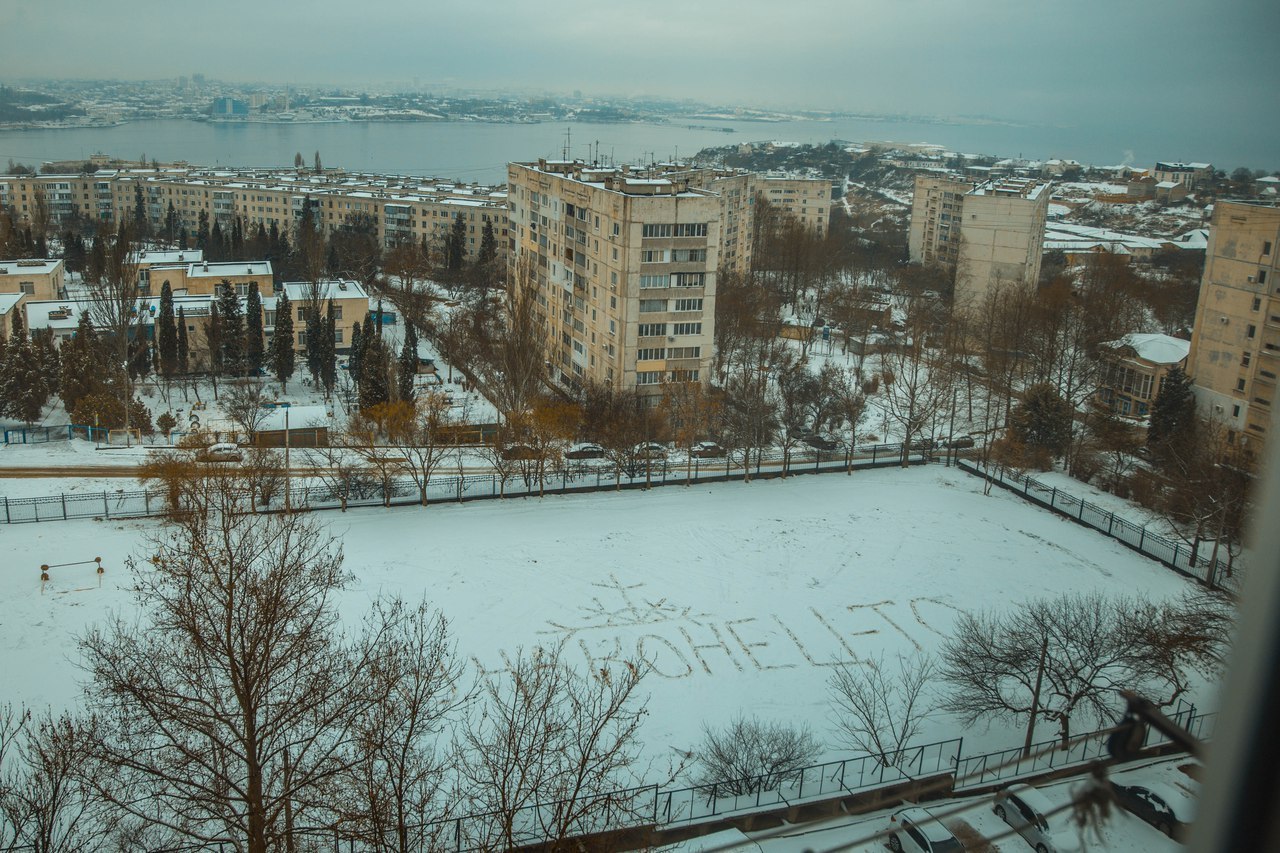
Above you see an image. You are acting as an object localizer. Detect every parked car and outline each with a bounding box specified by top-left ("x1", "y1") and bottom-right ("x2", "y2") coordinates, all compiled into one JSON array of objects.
[
  {"x1": 801, "y1": 433, "x2": 841, "y2": 452},
  {"x1": 634, "y1": 442, "x2": 668, "y2": 461},
  {"x1": 691, "y1": 440, "x2": 725, "y2": 458},
  {"x1": 499, "y1": 444, "x2": 538, "y2": 461},
  {"x1": 565, "y1": 442, "x2": 605, "y2": 460},
  {"x1": 942, "y1": 434, "x2": 975, "y2": 450},
  {"x1": 887, "y1": 807, "x2": 963, "y2": 853},
  {"x1": 196, "y1": 442, "x2": 242, "y2": 462},
  {"x1": 994, "y1": 783, "x2": 1057, "y2": 853},
  {"x1": 1113, "y1": 782, "x2": 1194, "y2": 839}
]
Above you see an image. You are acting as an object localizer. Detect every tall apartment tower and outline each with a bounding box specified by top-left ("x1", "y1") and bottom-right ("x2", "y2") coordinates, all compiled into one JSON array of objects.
[
  {"x1": 1186, "y1": 200, "x2": 1280, "y2": 446},
  {"x1": 507, "y1": 160, "x2": 720, "y2": 397},
  {"x1": 909, "y1": 175, "x2": 1050, "y2": 306}
]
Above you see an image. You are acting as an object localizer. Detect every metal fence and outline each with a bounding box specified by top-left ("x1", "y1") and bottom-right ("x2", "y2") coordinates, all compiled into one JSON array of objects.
[
  {"x1": 0, "y1": 443, "x2": 926, "y2": 524},
  {"x1": 2, "y1": 424, "x2": 110, "y2": 444},
  {"x1": 956, "y1": 458, "x2": 1234, "y2": 588},
  {"x1": 954, "y1": 706, "x2": 1216, "y2": 792}
]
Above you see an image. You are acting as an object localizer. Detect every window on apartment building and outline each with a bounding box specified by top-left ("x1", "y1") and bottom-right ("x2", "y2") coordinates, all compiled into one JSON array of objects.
[
  {"x1": 669, "y1": 369, "x2": 699, "y2": 382},
  {"x1": 1233, "y1": 404, "x2": 1242, "y2": 417},
  {"x1": 334, "y1": 329, "x2": 344, "y2": 344},
  {"x1": 298, "y1": 331, "x2": 307, "y2": 346},
  {"x1": 1265, "y1": 241, "x2": 1273, "y2": 255},
  {"x1": 1254, "y1": 297, "x2": 1263, "y2": 311},
  {"x1": 640, "y1": 275, "x2": 670, "y2": 289},
  {"x1": 673, "y1": 272, "x2": 706, "y2": 287},
  {"x1": 671, "y1": 248, "x2": 707, "y2": 263},
  {"x1": 636, "y1": 371, "x2": 662, "y2": 385},
  {"x1": 1260, "y1": 270, "x2": 1268, "y2": 284},
  {"x1": 668, "y1": 346, "x2": 701, "y2": 359},
  {"x1": 641, "y1": 249, "x2": 670, "y2": 263},
  {"x1": 19, "y1": 282, "x2": 34, "y2": 294},
  {"x1": 1237, "y1": 378, "x2": 1247, "y2": 392},
  {"x1": 612, "y1": 223, "x2": 620, "y2": 236},
  {"x1": 674, "y1": 223, "x2": 708, "y2": 237},
  {"x1": 1243, "y1": 352, "x2": 1252, "y2": 367},
  {"x1": 673, "y1": 322, "x2": 702, "y2": 336},
  {"x1": 642, "y1": 224, "x2": 673, "y2": 238},
  {"x1": 674, "y1": 298, "x2": 703, "y2": 312},
  {"x1": 1248, "y1": 324, "x2": 1257, "y2": 338},
  {"x1": 638, "y1": 323, "x2": 667, "y2": 337},
  {"x1": 298, "y1": 307, "x2": 306, "y2": 321},
  {"x1": 637, "y1": 348, "x2": 665, "y2": 360}
]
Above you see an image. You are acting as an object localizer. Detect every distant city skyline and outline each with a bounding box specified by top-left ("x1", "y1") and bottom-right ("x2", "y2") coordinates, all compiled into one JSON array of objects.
[{"x1": 3, "y1": 0, "x2": 1277, "y2": 169}]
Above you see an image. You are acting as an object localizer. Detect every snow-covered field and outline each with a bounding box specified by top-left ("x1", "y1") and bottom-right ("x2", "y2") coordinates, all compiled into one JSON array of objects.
[{"x1": 2, "y1": 465, "x2": 1206, "y2": 764}]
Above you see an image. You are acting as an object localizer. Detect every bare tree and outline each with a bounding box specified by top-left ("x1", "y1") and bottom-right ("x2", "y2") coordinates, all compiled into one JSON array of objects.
[
  {"x1": 222, "y1": 378, "x2": 272, "y2": 442},
  {"x1": 455, "y1": 645, "x2": 650, "y2": 852},
  {"x1": 828, "y1": 653, "x2": 939, "y2": 766},
  {"x1": 879, "y1": 295, "x2": 954, "y2": 466},
  {"x1": 467, "y1": 257, "x2": 547, "y2": 416},
  {"x1": 349, "y1": 396, "x2": 454, "y2": 507},
  {"x1": 340, "y1": 600, "x2": 468, "y2": 853},
  {"x1": 692, "y1": 716, "x2": 821, "y2": 796},
  {"x1": 939, "y1": 592, "x2": 1225, "y2": 752},
  {"x1": 84, "y1": 220, "x2": 143, "y2": 444},
  {"x1": 79, "y1": 472, "x2": 394, "y2": 852},
  {"x1": 0, "y1": 707, "x2": 114, "y2": 853}
]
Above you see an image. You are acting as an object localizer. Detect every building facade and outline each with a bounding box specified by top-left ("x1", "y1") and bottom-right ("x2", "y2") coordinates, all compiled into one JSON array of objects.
[
  {"x1": 0, "y1": 259, "x2": 65, "y2": 300},
  {"x1": 1153, "y1": 162, "x2": 1214, "y2": 190},
  {"x1": 0, "y1": 167, "x2": 508, "y2": 262},
  {"x1": 507, "y1": 160, "x2": 720, "y2": 398},
  {"x1": 1096, "y1": 333, "x2": 1191, "y2": 419},
  {"x1": 1186, "y1": 201, "x2": 1280, "y2": 447},
  {"x1": 908, "y1": 175, "x2": 1050, "y2": 307}
]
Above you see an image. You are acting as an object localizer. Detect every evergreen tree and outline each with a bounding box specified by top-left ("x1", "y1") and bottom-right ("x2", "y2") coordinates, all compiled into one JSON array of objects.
[
  {"x1": 231, "y1": 216, "x2": 244, "y2": 259},
  {"x1": 164, "y1": 201, "x2": 178, "y2": 246},
  {"x1": 1009, "y1": 383, "x2": 1074, "y2": 459},
  {"x1": 9, "y1": 306, "x2": 24, "y2": 340},
  {"x1": 0, "y1": 335, "x2": 49, "y2": 424},
  {"x1": 446, "y1": 212, "x2": 467, "y2": 271},
  {"x1": 88, "y1": 235, "x2": 106, "y2": 283},
  {"x1": 157, "y1": 281, "x2": 178, "y2": 379},
  {"x1": 319, "y1": 299, "x2": 337, "y2": 396},
  {"x1": 59, "y1": 314, "x2": 107, "y2": 414},
  {"x1": 375, "y1": 299, "x2": 384, "y2": 339},
  {"x1": 216, "y1": 280, "x2": 244, "y2": 376},
  {"x1": 271, "y1": 289, "x2": 295, "y2": 393},
  {"x1": 176, "y1": 307, "x2": 190, "y2": 375},
  {"x1": 128, "y1": 337, "x2": 152, "y2": 382},
  {"x1": 196, "y1": 210, "x2": 210, "y2": 251},
  {"x1": 133, "y1": 183, "x2": 149, "y2": 238},
  {"x1": 304, "y1": 306, "x2": 322, "y2": 384},
  {"x1": 478, "y1": 218, "x2": 496, "y2": 266},
  {"x1": 31, "y1": 328, "x2": 60, "y2": 400},
  {"x1": 358, "y1": 338, "x2": 391, "y2": 412},
  {"x1": 398, "y1": 321, "x2": 418, "y2": 403},
  {"x1": 314, "y1": 151, "x2": 323, "y2": 174},
  {"x1": 294, "y1": 152, "x2": 304, "y2": 169},
  {"x1": 348, "y1": 321, "x2": 363, "y2": 385},
  {"x1": 206, "y1": 302, "x2": 224, "y2": 389},
  {"x1": 245, "y1": 284, "x2": 265, "y2": 376},
  {"x1": 1148, "y1": 365, "x2": 1197, "y2": 450},
  {"x1": 178, "y1": 225, "x2": 189, "y2": 251}
]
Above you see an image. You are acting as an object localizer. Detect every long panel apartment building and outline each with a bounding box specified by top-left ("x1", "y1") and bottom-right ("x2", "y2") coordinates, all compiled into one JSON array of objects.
[
  {"x1": 1186, "y1": 200, "x2": 1280, "y2": 447},
  {"x1": 0, "y1": 167, "x2": 508, "y2": 261},
  {"x1": 507, "y1": 160, "x2": 720, "y2": 397}
]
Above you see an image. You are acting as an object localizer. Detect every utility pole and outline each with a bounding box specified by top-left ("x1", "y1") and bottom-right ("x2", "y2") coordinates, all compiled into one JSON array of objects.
[
  {"x1": 283, "y1": 406, "x2": 291, "y2": 512},
  {"x1": 1023, "y1": 635, "x2": 1049, "y2": 759}
]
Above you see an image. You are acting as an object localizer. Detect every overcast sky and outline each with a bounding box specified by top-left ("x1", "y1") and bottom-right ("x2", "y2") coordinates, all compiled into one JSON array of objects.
[{"x1": 4, "y1": 1, "x2": 1276, "y2": 129}]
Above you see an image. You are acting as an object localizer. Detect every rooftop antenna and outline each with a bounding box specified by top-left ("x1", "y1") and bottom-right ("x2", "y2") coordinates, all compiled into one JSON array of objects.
[{"x1": 562, "y1": 127, "x2": 571, "y2": 161}]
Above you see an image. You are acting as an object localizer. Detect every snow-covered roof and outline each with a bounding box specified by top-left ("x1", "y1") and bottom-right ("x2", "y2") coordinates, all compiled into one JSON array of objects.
[
  {"x1": 280, "y1": 280, "x2": 368, "y2": 302},
  {"x1": 1104, "y1": 333, "x2": 1190, "y2": 366},
  {"x1": 0, "y1": 293, "x2": 25, "y2": 314},
  {"x1": 0, "y1": 259, "x2": 62, "y2": 276},
  {"x1": 257, "y1": 405, "x2": 329, "y2": 432},
  {"x1": 1155, "y1": 181, "x2": 1180, "y2": 189},
  {"x1": 137, "y1": 249, "x2": 204, "y2": 266},
  {"x1": 187, "y1": 261, "x2": 273, "y2": 278}
]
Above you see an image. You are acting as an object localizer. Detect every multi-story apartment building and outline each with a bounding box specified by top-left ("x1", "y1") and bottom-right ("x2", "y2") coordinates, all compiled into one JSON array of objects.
[
  {"x1": 674, "y1": 168, "x2": 830, "y2": 274},
  {"x1": 0, "y1": 259, "x2": 64, "y2": 300},
  {"x1": 908, "y1": 176, "x2": 972, "y2": 270},
  {"x1": 507, "y1": 160, "x2": 720, "y2": 398},
  {"x1": 0, "y1": 167, "x2": 508, "y2": 261},
  {"x1": 1153, "y1": 161, "x2": 1214, "y2": 190},
  {"x1": 1186, "y1": 200, "x2": 1280, "y2": 447},
  {"x1": 908, "y1": 175, "x2": 1050, "y2": 307}
]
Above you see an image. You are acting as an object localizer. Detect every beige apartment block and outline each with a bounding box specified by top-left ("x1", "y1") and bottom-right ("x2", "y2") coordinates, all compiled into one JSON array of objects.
[
  {"x1": 757, "y1": 175, "x2": 830, "y2": 238},
  {"x1": 908, "y1": 175, "x2": 973, "y2": 270},
  {"x1": 0, "y1": 259, "x2": 65, "y2": 300},
  {"x1": 140, "y1": 260, "x2": 274, "y2": 298},
  {"x1": 267, "y1": 280, "x2": 370, "y2": 354},
  {"x1": 1186, "y1": 201, "x2": 1280, "y2": 447},
  {"x1": 0, "y1": 167, "x2": 509, "y2": 262},
  {"x1": 909, "y1": 175, "x2": 1050, "y2": 307},
  {"x1": 507, "y1": 160, "x2": 720, "y2": 398}
]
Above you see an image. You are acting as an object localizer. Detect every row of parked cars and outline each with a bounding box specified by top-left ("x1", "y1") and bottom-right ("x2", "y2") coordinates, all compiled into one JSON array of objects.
[{"x1": 887, "y1": 771, "x2": 1195, "y2": 852}]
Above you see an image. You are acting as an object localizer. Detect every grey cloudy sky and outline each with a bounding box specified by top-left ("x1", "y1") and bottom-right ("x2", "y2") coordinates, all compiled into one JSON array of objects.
[{"x1": 4, "y1": 0, "x2": 1277, "y2": 125}]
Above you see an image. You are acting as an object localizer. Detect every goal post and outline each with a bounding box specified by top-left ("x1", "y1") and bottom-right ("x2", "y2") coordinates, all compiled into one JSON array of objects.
[{"x1": 106, "y1": 428, "x2": 143, "y2": 446}]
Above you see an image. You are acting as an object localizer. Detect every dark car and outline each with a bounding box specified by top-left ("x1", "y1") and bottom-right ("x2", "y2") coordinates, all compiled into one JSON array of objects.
[
  {"x1": 564, "y1": 442, "x2": 605, "y2": 460},
  {"x1": 801, "y1": 433, "x2": 841, "y2": 452},
  {"x1": 691, "y1": 441, "x2": 725, "y2": 458},
  {"x1": 1113, "y1": 783, "x2": 1194, "y2": 839},
  {"x1": 942, "y1": 434, "x2": 975, "y2": 449},
  {"x1": 499, "y1": 444, "x2": 538, "y2": 461}
]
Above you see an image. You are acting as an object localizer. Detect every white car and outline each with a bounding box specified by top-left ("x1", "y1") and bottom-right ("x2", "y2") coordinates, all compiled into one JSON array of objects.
[
  {"x1": 994, "y1": 783, "x2": 1057, "y2": 853},
  {"x1": 196, "y1": 442, "x2": 243, "y2": 462},
  {"x1": 887, "y1": 807, "x2": 964, "y2": 853}
]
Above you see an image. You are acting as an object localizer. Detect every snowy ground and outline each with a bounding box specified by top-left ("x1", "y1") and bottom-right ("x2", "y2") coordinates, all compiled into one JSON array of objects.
[{"x1": 2, "y1": 465, "x2": 1209, "y2": 767}]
